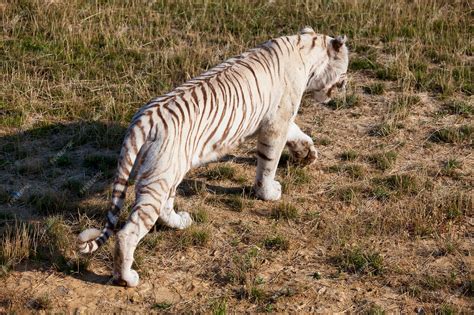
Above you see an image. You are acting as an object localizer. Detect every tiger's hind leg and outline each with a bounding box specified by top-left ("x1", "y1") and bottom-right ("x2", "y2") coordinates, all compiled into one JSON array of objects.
[
  {"x1": 159, "y1": 191, "x2": 193, "y2": 229},
  {"x1": 113, "y1": 179, "x2": 172, "y2": 287},
  {"x1": 286, "y1": 122, "x2": 318, "y2": 165}
]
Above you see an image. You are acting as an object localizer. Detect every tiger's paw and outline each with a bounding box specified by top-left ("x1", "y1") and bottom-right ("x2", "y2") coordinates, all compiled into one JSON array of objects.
[
  {"x1": 113, "y1": 269, "x2": 139, "y2": 287},
  {"x1": 177, "y1": 211, "x2": 193, "y2": 229},
  {"x1": 287, "y1": 140, "x2": 318, "y2": 166},
  {"x1": 254, "y1": 179, "x2": 281, "y2": 201}
]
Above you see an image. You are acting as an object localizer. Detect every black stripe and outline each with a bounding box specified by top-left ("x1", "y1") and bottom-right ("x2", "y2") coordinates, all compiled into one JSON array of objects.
[{"x1": 257, "y1": 150, "x2": 272, "y2": 161}]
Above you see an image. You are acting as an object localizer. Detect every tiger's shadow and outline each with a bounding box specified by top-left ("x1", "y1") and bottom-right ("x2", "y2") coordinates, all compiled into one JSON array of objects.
[
  {"x1": 0, "y1": 120, "x2": 265, "y2": 285},
  {"x1": 178, "y1": 179, "x2": 253, "y2": 197}
]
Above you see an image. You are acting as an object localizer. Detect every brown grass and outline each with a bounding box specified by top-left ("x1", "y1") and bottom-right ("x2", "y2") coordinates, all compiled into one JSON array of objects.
[{"x1": 0, "y1": 0, "x2": 472, "y2": 313}]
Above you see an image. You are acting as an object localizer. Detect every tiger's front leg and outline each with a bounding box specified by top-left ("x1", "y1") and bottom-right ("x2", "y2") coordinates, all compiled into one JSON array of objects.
[
  {"x1": 254, "y1": 119, "x2": 290, "y2": 201},
  {"x1": 286, "y1": 122, "x2": 318, "y2": 166}
]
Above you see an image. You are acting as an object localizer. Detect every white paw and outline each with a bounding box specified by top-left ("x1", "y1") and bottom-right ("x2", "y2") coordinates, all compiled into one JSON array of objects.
[
  {"x1": 123, "y1": 269, "x2": 140, "y2": 287},
  {"x1": 177, "y1": 211, "x2": 193, "y2": 229},
  {"x1": 255, "y1": 180, "x2": 282, "y2": 201}
]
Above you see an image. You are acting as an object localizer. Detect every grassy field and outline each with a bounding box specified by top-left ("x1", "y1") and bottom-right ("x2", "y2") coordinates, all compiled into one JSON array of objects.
[{"x1": 0, "y1": 0, "x2": 473, "y2": 313}]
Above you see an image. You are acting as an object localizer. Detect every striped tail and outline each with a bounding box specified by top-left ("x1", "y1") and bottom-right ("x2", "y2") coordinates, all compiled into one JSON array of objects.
[{"x1": 78, "y1": 113, "x2": 153, "y2": 253}]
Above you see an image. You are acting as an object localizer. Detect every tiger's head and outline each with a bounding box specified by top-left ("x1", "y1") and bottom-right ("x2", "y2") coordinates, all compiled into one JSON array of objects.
[{"x1": 301, "y1": 27, "x2": 349, "y2": 104}]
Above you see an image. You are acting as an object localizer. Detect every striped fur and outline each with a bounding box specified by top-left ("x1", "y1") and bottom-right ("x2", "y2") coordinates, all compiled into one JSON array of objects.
[{"x1": 78, "y1": 27, "x2": 349, "y2": 287}]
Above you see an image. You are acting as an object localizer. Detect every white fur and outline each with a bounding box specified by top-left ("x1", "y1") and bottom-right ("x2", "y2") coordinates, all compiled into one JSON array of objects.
[
  {"x1": 78, "y1": 28, "x2": 349, "y2": 287},
  {"x1": 77, "y1": 228, "x2": 101, "y2": 253}
]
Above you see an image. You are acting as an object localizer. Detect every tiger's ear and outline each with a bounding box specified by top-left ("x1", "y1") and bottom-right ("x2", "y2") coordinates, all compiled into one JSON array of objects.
[
  {"x1": 330, "y1": 35, "x2": 347, "y2": 52},
  {"x1": 300, "y1": 26, "x2": 315, "y2": 35}
]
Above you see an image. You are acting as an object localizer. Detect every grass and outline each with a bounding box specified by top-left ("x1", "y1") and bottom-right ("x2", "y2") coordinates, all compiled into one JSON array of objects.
[
  {"x1": 227, "y1": 247, "x2": 262, "y2": 285},
  {"x1": 28, "y1": 191, "x2": 70, "y2": 215},
  {"x1": 436, "y1": 304, "x2": 457, "y2": 315},
  {"x1": 54, "y1": 155, "x2": 72, "y2": 167},
  {"x1": 210, "y1": 298, "x2": 227, "y2": 315},
  {"x1": 339, "y1": 150, "x2": 358, "y2": 161},
  {"x1": 141, "y1": 233, "x2": 162, "y2": 251},
  {"x1": 443, "y1": 192, "x2": 472, "y2": 220},
  {"x1": 0, "y1": 222, "x2": 40, "y2": 272},
  {"x1": 281, "y1": 165, "x2": 311, "y2": 193},
  {"x1": 28, "y1": 295, "x2": 52, "y2": 311},
  {"x1": 218, "y1": 195, "x2": 246, "y2": 212},
  {"x1": 0, "y1": 0, "x2": 472, "y2": 312},
  {"x1": 202, "y1": 165, "x2": 236, "y2": 181},
  {"x1": 329, "y1": 163, "x2": 366, "y2": 180},
  {"x1": 329, "y1": 185, "x2": 361, "y2": 204},
  {"x1": 62, "y1": 178, "x2": 86, "y2": 196},
  {"x1": 429, "y1": 125, "x2": 473, "y2": 143},
  {"x1": 366, "y1": 304, "x2": 385, "y2": 315},
  {"x1": 442, "y1": 100, "x2": 473, "y2": 117},
  {"x1": 388, "y1": 95, "x2": 420, "y2": 120},
  {"x1": 83, "y1": 154, "x2": 117, "y2": 177},
  {"x1": 369, "y1": 122, "x2": 396, "y2": 137},
  {"x1": 191, "y1": 207, "x2": 209, "y2": 224},
  {"x1": 263, "y1": 235, "x2": 289, "y2": 251},
  {"x1": 271, "y1": 202, "x2": 299, "y2": 221},
  {"x1": 152, "y1": 302, "x2": 172, "y2": 310},
  {"x1": 333, "y1": 247, "x2": 384, "y2": 275},
  {"x1": 349, "y1": 56, "x2": 377, "y2": 71},
  {"x1": 442, "y1": 158, "x2": 462, "y2": 178},
  {"x1": 313, "y1": 136, "x2": 332, "y2": 146},
  {"x1": 375, "y1": 66, "x2": 398, "y2": 81},
  {"x1": 178, "y1": 227, "x2": 210, "y2": 249},
  {"x1": 368, "y1": 151, "x2": 398, "y2": 171},
  {"x1": 325, "y1": 94, "x2": 360, "y2": 110},
  {"x1": 363, "y1": 82, "x2": 385, "y2": 95},
  {"x1": 372, "y1": 174, "x2": 420, "y2": 196},
  {"x1": 0, "y1": 187, "x2": 11, "y2": 204}
]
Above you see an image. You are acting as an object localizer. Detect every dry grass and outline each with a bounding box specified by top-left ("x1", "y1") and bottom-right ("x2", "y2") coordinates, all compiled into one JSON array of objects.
[{"x1": 0, "y1": 0, "x2": 473, "y2": 313}]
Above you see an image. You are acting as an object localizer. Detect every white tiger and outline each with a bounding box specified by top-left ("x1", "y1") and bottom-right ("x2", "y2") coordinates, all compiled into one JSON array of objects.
[{"x1": 78, "y1": 27, "x2": 349, "y2": 287}]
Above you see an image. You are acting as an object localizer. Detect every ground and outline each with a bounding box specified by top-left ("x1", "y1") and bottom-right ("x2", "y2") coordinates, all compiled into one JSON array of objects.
[{"x1": 0, "y1": 1, "x2": 472, "y2": 313}]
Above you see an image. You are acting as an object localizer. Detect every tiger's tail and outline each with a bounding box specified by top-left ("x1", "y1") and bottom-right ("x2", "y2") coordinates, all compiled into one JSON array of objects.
[{"x1": 78, "y1": 114, "x2": 153, "y2": 253}]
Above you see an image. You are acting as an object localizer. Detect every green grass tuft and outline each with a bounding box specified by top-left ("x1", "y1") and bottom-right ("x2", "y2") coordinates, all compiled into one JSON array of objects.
[
  {"x1": 339, "y1": 150, "x2": 358, "y2": 161},
  {"x1": 330, "y1": 185, "x2": 363, "y2": 204},
  {"x1": 221, "y1": 195, "x2": 246, "y2": 212},
  {"x1": 83, "y1": 154, "x2": 116, "y2": 177},
  {"x1": 375, "y1": 66, "x2": 398, "y2": 81},
  {"x1": 263, "y1": 235, "x2": 289, "y2": 251},
  {"x1": 326, "y1": 94, "x2": 360, "y2": 110},
  {"x1": 152, "y1": 302, "x2": 172, "y2": 310},
  {"x1": 443, "y1": 192, "x2": 472, "y2": 220},
  {"x1": 313, "y1": 136, "x2": 332, "y2": 146},
  {"x1": 211, "y1": 298, "x2": 227, "y2": 315},
  {"x1": 442, "y1": 100, "x2": 473, "y2": 117},
  {"x1": 178, "y1": 227, "x2": 210, "y2": 248},
  {"x1": 191, "y1": 207, "x2": 209, "y2": 223},
  {"x1": 203, "y1": 165, "x2": 236, "y2": 181},
  {"x1": 350, "y1": 57, "x2": 377, "y2": 71},
  {"x1": 389, "y1": 95, "x2": 420, "y2": 120},
  {"x1": 372, "y1": 174, "x2": 420, "y2": 195},
  {"x1": 429, "y1": 125, "x2": 473, "y2": 143},
  {"x1": 28, "y1": 191, "x2": 70, "y2": 215},
  {"x1": 363, "y1": 82, "x2": 385, "y2": 95},
  {"x1": 368, "y1": 151, "x2": 398, "y2": 171},
  {"x1": 271, "y1": 202, "x2": 299, "y2": 220},
  {"x1": 369, "y1": 122, "x2": 396, "y2": 137},
  {"x1": 328, "y1": 163, "x2": 366, "y2": 180},
  {"x1": 334, "y1": 247, "x2": 383, "y2": 275}
]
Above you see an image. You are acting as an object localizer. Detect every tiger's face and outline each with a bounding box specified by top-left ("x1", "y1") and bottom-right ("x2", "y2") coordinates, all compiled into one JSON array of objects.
[{"x1": 306, "y1": 35, "x2": 349, "y2": 104}]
